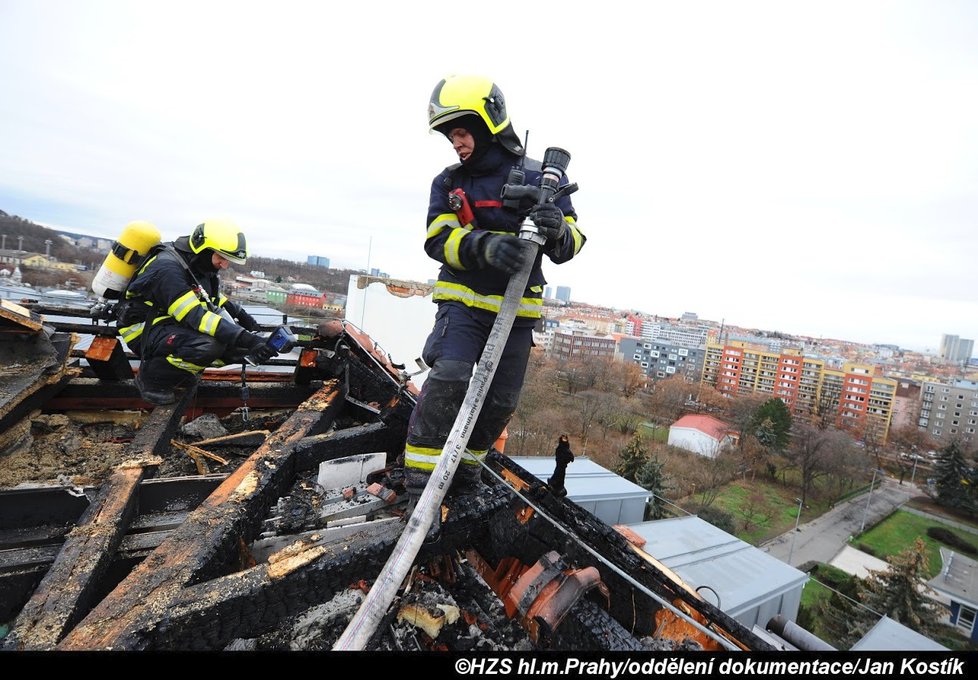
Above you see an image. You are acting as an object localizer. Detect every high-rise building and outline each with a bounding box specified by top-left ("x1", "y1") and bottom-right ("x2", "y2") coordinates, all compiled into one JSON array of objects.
[
  {"x1": 918, "y1": 379, "x2": 978, "y2": 448},
  {"x1": 307, "y1": 255, "x2": 331, "y2": 268},
  {"x1": 550, "y1": 329, "x2": 616, "y2": 361},
  {"x1": 701, "y1": 341, "x2": 896, "y2": 442},
  {"x1": 544, "y1": 286, "x2": 553, "y2": 299},
  {"x1": 555, "y1": 286, "x2": 571, "y2": 304},
  {"x1": 940, "y1": 334, "x2": 975, "y2": 364},
  {"x1": 620, "y1": 337, "x2": 704, "y2": 383}
]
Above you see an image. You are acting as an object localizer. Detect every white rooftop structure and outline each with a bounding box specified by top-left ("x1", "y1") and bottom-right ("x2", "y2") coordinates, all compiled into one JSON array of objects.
[
  {"x1": 509, "y1": 456, "x2": 650, "y2": 525},
  {"x1": 850, "y1": 615, "x2": 948, "y2": 651},
  {"x1": 344, "y1": 274, "x2": 435, "y2": 387},
  {"x1": 627, "y1": 515, "x2": 807, "y2": 629}
]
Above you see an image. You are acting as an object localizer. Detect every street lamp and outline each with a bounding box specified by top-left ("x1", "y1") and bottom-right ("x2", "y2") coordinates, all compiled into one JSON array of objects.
[
  {"x1": 859, "y1": 468, "x2": 883, "y2": 533},
  {"x1": 787, "y1": 497, "x2": 804, "y2": 564}
]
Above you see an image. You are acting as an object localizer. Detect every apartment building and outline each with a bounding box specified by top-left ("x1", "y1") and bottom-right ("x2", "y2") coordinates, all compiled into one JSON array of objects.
[
  {"x1": 918, "y1": 380, "x2": 978, "y2": 448},
  {"x1": 701, "y1": 341, "x2": 896, "y2": 441},
  {"x1": 550, "y1": 328, "x2": 617, "y2": 362},
  {"x1": 620, "y1": 336, "x2": 704, "y2": 382}
]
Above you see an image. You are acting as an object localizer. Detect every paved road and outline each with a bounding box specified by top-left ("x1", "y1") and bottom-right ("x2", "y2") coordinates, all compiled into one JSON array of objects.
[{"x1": 761, "y1": 475, "x2": 921, "y2": 568}]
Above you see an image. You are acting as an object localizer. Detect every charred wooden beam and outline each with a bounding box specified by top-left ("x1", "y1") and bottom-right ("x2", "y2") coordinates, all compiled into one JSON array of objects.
[
  {"x1": 46, "y1": 378, "x2": 318, "y2": 412},
  {"x1": 0, "y1": 476, "x2": 227, "y2": 623},
  {"x1": 549, "y1": 597, "x2": 647, "y2": 651},
  {"x1": 0, "y1": 485, "x2": 93, "y2": 531},
  {"x1": 59, "y1": 380, "x2": 346, "y2": 650},
  {"x1": 293, "y1": 422, "x2": 404, "y2": 473},
  {"x1": 83, "y1": 336, "x2": 133, "y2": 381},
  {"x1": 133, "y1": 387, "x2": 200, "y2": 458},
  {"x1": 138, "y1": 521, "x2": 403, "y2": 650},
  {"x1": 6, "y1": 457, "x2": 161, "y2": 650}
]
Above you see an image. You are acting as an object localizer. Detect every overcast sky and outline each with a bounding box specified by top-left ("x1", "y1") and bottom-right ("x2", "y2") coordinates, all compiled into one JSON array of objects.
[{"x1": 1, "y1": 1, "x2": 976, "y2": 353}]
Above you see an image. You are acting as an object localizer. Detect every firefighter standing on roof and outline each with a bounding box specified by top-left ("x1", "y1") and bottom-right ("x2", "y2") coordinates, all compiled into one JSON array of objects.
[
  {"x1": 118, "y1": 218, "x2": 279, "y2": 405},
  {"x1": 403, "y1": 75, "x2": 587, "y2": 510}
]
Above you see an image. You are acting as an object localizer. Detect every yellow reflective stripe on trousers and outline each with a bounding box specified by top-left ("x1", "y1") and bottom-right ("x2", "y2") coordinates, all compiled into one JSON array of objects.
[
  {"x1": 169, "y1": 290, "x2": 201, "y2": 321},
  {"x1": 165, "y1": 356, "x2": 208, "y2": 373},
  {"x1": 432, "y1": 281, "x2": 543, "y2": 318},
  {"x1": 405, "y1": 444, "x2": 487, "y2": 470},
  {"x1": 198, "y1": 310, "x2": 220, "y2": 336}
]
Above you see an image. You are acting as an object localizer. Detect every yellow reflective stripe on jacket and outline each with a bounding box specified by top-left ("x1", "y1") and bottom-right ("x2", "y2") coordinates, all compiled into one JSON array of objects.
[
  {"x1": 444, "y1": 226, "x2": 471, "y2": 270},
  {"x1": 165, "y1": 356, "x2": 208, "y2": 373},
  {"x1": 217, "y1": 294, "x2": 229, "y2": 308},
  {"x1": 168, "y1": 290, "x2": 201, "y2": 321},
  {"x1": 567, "y1": 217, "x2": 584, "y2": 255},
  {"x1": 405, "y1": 444, "x2": 486, "y2": 471},
  {"x1": 427, "y1": 213, "x2": 460, "y2": 240},
  {"x1": 198, "y1": 310, "x2": 221, "y2": 336},
  {"x1": 432, "y1": 281, "x2": 544, "y2": 318}
]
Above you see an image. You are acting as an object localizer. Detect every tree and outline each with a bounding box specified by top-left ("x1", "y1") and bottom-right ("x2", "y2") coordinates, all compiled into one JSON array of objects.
[
  {"x1": 738, "y1": 488, "x2": 767, "y2": 531},
  {"x1": 723, "y1": 393, "x2": 768, "y2": 451},
  {"x1": 751, "y1": 398, "x2": 792, "y2": 452},
  {"x1": 647, "y1": 376, "x2": 695, "y2": 425},
  {"x1": 931, "y1": 440, "x2": 976, "y2": 512},
  {"x1": 696, "y1": 506, "x2": 736, "y2": 534},
  {"x1": 635, "y1": 456, "x2": 671, "y2": 519},
  {"x1": 575, "y1": 390, "x2": 605, "y2": 449},
  {"x1": 859, "y1": 538, "x2": 944, "y2": 636},
  {"x1": 689, "y1": 451, "x2": 736, "y2": 508},
  {"x1": 615, "y1": 434, "x2": 649, "y2": 482},
  {"x1": 783, "y1": 423, "x2": 852, "y2": 506},
  {"x1": 888, "y1": 424, "x2": 934, "y2": 457}
]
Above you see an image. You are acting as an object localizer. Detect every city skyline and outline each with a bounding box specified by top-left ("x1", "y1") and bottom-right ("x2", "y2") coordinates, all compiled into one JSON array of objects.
[{"x1": 2, "y1": 3, "x2": 977, "y2": 353}]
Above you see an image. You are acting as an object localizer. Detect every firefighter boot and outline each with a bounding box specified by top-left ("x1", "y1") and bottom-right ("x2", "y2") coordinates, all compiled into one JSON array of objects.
[
  {"x1": 404, "y1": 468, "x2": 441, "y2": 543},
  {"x1": 446, "y1": 462, "x2": 486, "y2": 499},
  {"x1": 135, "y1": 357, "x2": 196, "y2": 406}
]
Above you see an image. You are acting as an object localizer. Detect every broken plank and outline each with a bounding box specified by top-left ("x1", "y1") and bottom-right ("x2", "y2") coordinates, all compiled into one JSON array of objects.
[
  {"x1": 193, "y1": 430, "x2": 269, "y2": 449},
  {"x1": 59, "y1": 380, "x2": 346, "y2": 651},
  {"x1": 6, "y1": 456, "x2": 161, "y2": 650},
  {"x1": 134, "y1": 386, "x2": 200, "y2": 458},
  {"x1": 139, "y1": 520, "x2": 403, "y2": 650},
  {"x1": 171, "y1": 441, "x2": 229, "y2": 466}
]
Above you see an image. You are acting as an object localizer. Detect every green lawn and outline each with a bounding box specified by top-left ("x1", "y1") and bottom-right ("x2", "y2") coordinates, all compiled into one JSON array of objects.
[
  {"x1": 800, "y1": 575, "x2": 831, "y2": 609},
  {"x1": 705, "y1": 479, "x2": 833, "y2": 545},
  {"x1": 857, "y1": 510, "x2": 978, "y2": 578},
  {"x1": 639, "y1": 422, "x2": 669, "y2": 443}
]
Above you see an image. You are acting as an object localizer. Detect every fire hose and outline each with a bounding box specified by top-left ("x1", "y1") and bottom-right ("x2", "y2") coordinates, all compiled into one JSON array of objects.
[{"x1": 334, "y1": 148, "x2": 575, "y2": 650}]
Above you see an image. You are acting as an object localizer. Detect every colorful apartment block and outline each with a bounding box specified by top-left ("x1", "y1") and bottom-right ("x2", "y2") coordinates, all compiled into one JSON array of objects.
[{"x1": 701, "y1": 341, "x2": 896, "y2": 441}]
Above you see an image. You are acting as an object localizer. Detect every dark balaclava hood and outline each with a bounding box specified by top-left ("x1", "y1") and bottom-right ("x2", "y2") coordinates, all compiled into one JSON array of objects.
[
  {"x1": 191, "y1": 249, "x2": 220, "y2": 274},
  {"x1": 437, "y1": 113, "x2": 494, "y2": 165}
]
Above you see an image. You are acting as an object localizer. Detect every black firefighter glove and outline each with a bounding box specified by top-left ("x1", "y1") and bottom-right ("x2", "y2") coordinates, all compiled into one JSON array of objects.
[
  {"x1": 235, "y1": 309, "x2": 261, "y2": 332},
  {"x1": 529, "y1": 203, "x2": 567, "y2": 244},
  {"x1": 479, "y1": 233, "x2": 529, "y2": 275},
  {"x1": 237, "y1": 330, "x2": 277, "y2": 364}
]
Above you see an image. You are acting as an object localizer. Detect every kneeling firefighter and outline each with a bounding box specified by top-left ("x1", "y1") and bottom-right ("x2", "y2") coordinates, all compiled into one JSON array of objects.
[
  {"x1": 402, "y1": 75, "x2": 586, "y2": 516},
  {"x1": 117, "y1": 218, "x2": 279, "y2": 405}
]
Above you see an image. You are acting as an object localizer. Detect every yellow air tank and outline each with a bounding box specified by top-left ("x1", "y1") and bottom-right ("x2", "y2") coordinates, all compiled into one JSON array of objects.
[{"x1": 91, "y1": 220, "x2": 162, "y2": 299}]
